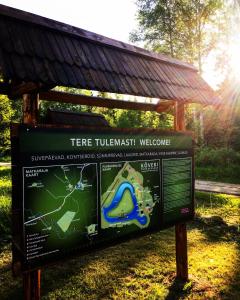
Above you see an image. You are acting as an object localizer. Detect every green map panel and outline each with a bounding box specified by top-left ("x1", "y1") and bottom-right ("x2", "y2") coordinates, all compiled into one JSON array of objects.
[{"x1": 13, "y1": 126, "x2": 194, "y2": 269}]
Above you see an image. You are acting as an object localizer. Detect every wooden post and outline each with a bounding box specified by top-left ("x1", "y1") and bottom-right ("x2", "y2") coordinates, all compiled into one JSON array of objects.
[
  {"x1": 174, "y1": 101, "x2": 185, "y2": 131},
  {"x1": 22, "y1": 93, "x2": 41, "y2": 299},
  {"x1": 23, "y1": 270, "x2": 41, "y2": 300},
  {"x1": 23, "y1": 93, "x2": 39, "y2": 124},
  {"x1": 174, "y1": 101, "x2": 188, "y2": 281},
  {"x1": 175, "y1": 223, "x2": 188, "y2": 280}
]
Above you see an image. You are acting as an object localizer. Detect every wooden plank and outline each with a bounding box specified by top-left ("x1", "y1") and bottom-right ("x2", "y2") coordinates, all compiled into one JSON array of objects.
[
  {"x1": 195, "y1": 180, "x2": 240, "y2": 195},
  {"x1": 174, "y1": 101, "x2": 188, "y2": 281},
  {"x1": 40, "y1": 90, "x2": 174, "y2": 112}
]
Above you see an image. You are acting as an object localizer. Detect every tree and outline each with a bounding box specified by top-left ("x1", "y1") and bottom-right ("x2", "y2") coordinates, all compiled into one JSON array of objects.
[
  {"x1": 0, "y1": 95, "x2": 21, "y2": 155},
  {"x1": 130, "y1": 0, "x2": 224, "y2": 72},
  {"x1": 131, "y1": 0, "x2": 228, "y2": 146},
  {"x1": 113, "y1": 110, "x2": 173, "y2": 128}
]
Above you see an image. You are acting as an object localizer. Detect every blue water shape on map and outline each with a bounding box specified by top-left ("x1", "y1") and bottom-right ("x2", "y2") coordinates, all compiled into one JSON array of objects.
[{"x1": 102, "y1": 181, "x2": 148, "y2": 225}]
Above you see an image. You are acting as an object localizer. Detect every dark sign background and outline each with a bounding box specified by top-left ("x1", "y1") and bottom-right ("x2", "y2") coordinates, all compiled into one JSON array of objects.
[{"x1": 11, "y1": 124, "x2": 194, "y2": 272}]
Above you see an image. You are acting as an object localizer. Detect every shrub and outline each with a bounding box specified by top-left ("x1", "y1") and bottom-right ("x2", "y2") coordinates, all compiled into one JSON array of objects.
[{"x1": 195, "y1": 147, "x2": 240, "y2": 167}]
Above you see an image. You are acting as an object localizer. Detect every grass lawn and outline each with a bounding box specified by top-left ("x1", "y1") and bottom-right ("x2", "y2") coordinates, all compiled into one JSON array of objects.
[{"x1": 0, "y1": 166, "x2": 239, "y2": 299}]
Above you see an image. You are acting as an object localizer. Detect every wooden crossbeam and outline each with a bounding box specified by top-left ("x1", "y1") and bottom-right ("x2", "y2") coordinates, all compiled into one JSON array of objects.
[
  {"x1": 0, "y1": 81, "x2": 175, "y2": 113},
  {"x1": 0, "y1": 81, "x2": 55, "y2": 98},
  {"x1": 40, "y1": 90, "x2": 175, "y2": 112}
]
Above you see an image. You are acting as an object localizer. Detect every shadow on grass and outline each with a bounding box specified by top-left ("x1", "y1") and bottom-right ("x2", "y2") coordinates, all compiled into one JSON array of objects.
[
  {"x1": 0, "y1": 230, "x2": 177, "y2": 299},
  {"x1": 165, "y1": 278, "x2": 192, "y2": 300},
  {"x1": 39, "y1": 231, "x2": 176, "y2": 299},
  {"x1": 0, "y1": 244, "x2": 23, "y2": 300},
  {"x1": 193, "y1": 214, "x2": 239, "y2": 242},
  {"x1": 1, "y1": 202, "x2": 239, "y2": 298}
]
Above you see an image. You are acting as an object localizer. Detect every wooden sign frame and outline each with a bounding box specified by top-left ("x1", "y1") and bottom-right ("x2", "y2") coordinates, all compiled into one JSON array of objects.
[{"x1": 11, "y1": 93, "x2": 191, "y2": 299}]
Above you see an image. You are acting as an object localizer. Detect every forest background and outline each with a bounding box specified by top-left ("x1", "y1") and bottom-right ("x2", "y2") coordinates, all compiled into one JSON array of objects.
[{"x1": 1, "y1": 0, "x2": 240, "y2": 183}]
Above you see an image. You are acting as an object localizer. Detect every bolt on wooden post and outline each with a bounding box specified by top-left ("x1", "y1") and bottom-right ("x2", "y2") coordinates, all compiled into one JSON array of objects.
[
  {"x1": 174, "y1": 101, "x2": 188, "y2": 281},
  {"x1": 22, "y1": 93, "x2": 41, "y2": 300}
]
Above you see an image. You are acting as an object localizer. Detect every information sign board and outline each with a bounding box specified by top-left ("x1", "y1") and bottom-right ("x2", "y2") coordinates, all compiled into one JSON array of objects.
[{"x1": 11, "y1": 125, "x2": 194, "y2": 271}]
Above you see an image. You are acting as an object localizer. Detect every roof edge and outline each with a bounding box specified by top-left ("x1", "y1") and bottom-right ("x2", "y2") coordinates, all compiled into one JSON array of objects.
[{"x1": 0, "y1": 4, "x2": 197, "y2": 71}]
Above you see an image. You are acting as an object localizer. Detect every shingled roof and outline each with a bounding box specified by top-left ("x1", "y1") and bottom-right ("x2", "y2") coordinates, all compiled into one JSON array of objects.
[{"x1": 0, "y1": 4, "x2": 219, "y2": 105}]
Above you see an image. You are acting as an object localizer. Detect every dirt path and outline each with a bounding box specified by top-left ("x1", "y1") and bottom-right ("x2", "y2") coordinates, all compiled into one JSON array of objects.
[
  {"x1": 0, "y1": 162, "x2": 11, "y2": 167},
  {"x1": 195, "y1": 179, "x2": 240, "y2": 196}
]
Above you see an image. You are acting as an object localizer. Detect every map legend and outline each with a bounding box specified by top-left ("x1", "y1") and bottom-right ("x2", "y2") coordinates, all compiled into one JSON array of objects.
[
  {"x1": 23, "y1": 163, "x2": 98, "y2": 261},
  {"x1": 162, "y1": 158, "x2": 192, "y2": 221}
]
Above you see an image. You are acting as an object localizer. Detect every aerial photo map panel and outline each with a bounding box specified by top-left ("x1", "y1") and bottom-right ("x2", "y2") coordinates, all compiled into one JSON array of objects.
[{"x1": 11, "y1": 125, "x2": 194, "y2": 270}]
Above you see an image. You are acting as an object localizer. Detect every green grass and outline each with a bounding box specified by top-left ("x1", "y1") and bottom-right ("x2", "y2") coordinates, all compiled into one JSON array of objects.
[
  {"x1": 196, "y1": 166, "x2": 240, "y2": 184},
  {"x1": 0, "y1": 168, "x2": 239, "y2": 299}
]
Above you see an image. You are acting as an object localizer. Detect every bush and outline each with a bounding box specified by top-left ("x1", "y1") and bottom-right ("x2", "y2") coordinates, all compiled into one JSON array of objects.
[{"x1": 195, "y1": 147, "x2": 240, "y2": 168}]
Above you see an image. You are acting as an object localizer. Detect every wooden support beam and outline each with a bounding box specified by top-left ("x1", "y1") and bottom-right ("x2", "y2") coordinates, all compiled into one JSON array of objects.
[
  {"x1": 174, "y1": 101, "x2": 188, "y2": 281},
  {"x1": 22, "y1": 93, "x2": 41, "y2": 299},
  {"x1": 23, "y1": 93, "x2": 39, "y2": 124},
  {"x1": 174, "y1": 101, "x2": 185, "y2": 131},
  {"x1": 39, "y1": 90, "x2": 174, "y2": 112}
]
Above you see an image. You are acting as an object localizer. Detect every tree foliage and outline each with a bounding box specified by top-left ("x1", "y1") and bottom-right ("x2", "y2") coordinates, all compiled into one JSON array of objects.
[
  {"x1": 130, "y1": 0, "x2": 224, "y2": 71},
  {"x1": 130, "y1": 0, "x2": 235, "y2": 147},
  {"x1": 0, "y1": 95, "x2": 21, "y2": 155}
]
